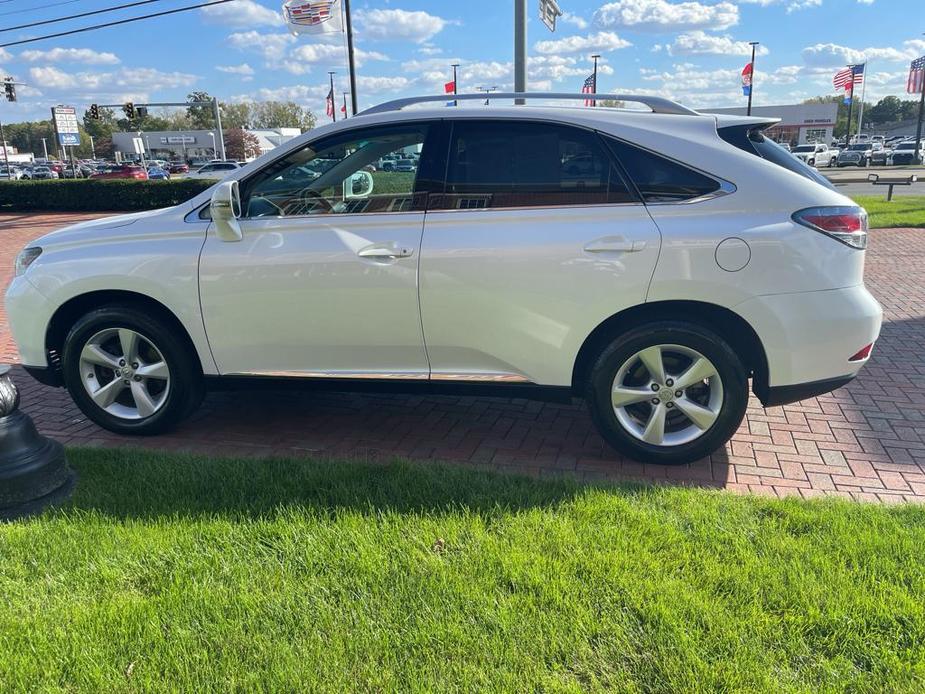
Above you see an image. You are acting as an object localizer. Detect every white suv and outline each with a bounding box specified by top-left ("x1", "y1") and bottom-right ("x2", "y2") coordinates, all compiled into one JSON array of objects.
[{"x1": 6, "y1": 93, "x2": 882, "y2": 465}]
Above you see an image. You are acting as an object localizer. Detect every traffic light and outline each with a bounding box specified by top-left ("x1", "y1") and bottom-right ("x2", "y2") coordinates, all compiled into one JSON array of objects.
[
  {"x1": 135, "y1": 106, "x2": 148, "y2": 119},
  {"x1": 88, "y1": 104, "x2": 101, "y2": 120},
  {"x1": 3, "y1": 79, "x2": 15, "y2": 103},
  {"x1": 122, "y1": 101, "x2": 135, "y2": 119}
]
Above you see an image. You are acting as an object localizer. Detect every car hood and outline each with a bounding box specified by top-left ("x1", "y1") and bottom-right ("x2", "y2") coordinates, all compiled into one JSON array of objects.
[{"x1": 30, "y1": 207, "x2": 180, "y2": 248}]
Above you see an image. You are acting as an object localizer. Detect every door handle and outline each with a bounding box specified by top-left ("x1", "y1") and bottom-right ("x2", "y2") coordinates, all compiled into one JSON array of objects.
[
  {"x1": 357, "y1": 244, "x2": 414, "y2": 259},
  {"x1": 583, "y1": 238, "x2": 646, "y2": 253}
]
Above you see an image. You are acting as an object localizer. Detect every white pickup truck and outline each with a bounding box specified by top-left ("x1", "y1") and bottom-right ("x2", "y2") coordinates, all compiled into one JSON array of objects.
[{"x1": 792, "y1": 143, "x2": 839, "y2": 168}]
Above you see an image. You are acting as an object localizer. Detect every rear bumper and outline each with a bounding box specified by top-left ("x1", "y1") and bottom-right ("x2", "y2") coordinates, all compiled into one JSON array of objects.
[
  {"x1": 757, "y1": 374, "x2": 855, "y2": 408},
  {"x1": 736, "y1": 284, "x2": 882, "y2": 397}
]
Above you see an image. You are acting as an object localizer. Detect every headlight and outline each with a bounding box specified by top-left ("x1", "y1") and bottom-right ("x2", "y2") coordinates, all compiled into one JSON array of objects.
[{"x1": 14, "y1": 247, "x2": 42, "y2": 276}]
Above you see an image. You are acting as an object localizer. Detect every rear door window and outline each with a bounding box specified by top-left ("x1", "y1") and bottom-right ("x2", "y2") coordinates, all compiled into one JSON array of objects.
[
  {"x1": 435, "y1": 120, "x2": 636, "y2": 210},
  {"x1": 604, "y1": 137, "x2": 722, "y2": 203}
]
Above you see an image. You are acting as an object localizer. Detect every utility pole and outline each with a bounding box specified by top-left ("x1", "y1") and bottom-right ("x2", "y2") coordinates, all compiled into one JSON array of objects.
[
  {"x1": 89, "y1": 135, "x2": 95, "y2": 160},
  {"x1": 591, "y1": 54, "x2": 600, "y2": 107},
  {"x1": 0, "y1": 119, "x2": 9, "y2": 172},
  {"x1": 451, "y1": 63, "x2": 459, "y2": 107},
  {"x1": 41, "y1": 137, "x2": 48, "y2": 161},
  {"x1": 343, "y1": 0, "x2": 358, "y2": 115},
  {"x1": 514, "y1": 0, "x2": 526, "y2": 104},
  {"x1": 328, "y1": 71, "x2": 337, "y2": 123},
  {"x1": 747, "y1": 42, "x2": 759, "y2": 116},
  {"x1": 211, "y1": 97, "x2": 226, "y2": 161}
]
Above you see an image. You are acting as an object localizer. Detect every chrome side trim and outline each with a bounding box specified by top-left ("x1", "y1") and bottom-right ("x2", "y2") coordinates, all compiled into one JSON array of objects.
[
  {"x1": 430, "y1": 372, "x2": 532, "y2": 383},
  {"x1": 225, "y1": 371, "x2": 532, "y2": 383}
]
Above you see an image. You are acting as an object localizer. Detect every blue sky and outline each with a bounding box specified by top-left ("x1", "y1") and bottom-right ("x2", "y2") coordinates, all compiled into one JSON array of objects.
[{"x1": 0, "y1": 0, "x2": 922, "y2": 123}]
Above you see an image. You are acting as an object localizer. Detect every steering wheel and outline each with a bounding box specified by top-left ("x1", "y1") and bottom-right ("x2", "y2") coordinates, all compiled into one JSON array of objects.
[{"x1": 280, "y1": 187, "x2": 334, "y2": 216}]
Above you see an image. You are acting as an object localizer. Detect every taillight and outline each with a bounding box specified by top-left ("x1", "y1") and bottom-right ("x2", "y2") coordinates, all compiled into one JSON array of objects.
[
  {"x1": 793, "y1": 206, "x2": 868, "y2": 250},
  {"x1": 849, "y1": 343, "x2": 873, "y2": 362}
]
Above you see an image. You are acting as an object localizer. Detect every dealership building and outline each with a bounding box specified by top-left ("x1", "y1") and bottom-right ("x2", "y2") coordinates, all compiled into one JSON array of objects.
[
  {"x1": 111, "y1": 127, "x2": 301, "y2": 162},
  {"x1": 702, "y1": 103, "x2": 839, "y2": 146}
]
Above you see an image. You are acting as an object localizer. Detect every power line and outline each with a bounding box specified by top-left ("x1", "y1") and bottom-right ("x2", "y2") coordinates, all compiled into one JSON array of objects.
[
  {"x1": 1, "y1": 0, "x2": 172, "y2": 33},
  {"x1": 0, "y1": 0, "x2": 87, "y2": 19},
  {"x1": 0, "y1": 0, "x2": 238, "y2": 48}
]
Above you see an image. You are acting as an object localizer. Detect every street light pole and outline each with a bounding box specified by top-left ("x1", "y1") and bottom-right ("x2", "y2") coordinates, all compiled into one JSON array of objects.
[
  {"x1": 343, "y1": 0, "x2": 358, "y2": 115},
  {"x1": 591, "y1": 54, "x2": 600, "y2": 107},
  {"x1": 514, "y1": 0, "x2": 526, "y2": 104},
  {"x1": 747, "y1": 42, "x2": 759, "y2": 116},
  {"x1": 89, "y1": 135, "x2": 95, "y2": 160},
  {"x1": 41, "y1": 137, "x2": 48, "y2": 161}
]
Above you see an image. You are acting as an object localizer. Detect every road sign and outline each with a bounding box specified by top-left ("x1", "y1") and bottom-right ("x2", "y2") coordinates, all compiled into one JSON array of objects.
[
  {"x1": 51, "y1": 106, "x2": 81, "y2": 147},
  {"x1": 539, "y1": 0, "x2": 562, "y2": 32}
]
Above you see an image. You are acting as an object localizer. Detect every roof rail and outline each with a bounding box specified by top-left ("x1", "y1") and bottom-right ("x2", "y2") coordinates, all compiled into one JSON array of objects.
[{"x1": 359, "y1": 92, "x2": 699, "y2": 117}]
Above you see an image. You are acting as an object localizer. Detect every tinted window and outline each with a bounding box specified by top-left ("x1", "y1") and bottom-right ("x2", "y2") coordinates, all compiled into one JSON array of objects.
[
  {"x1": 605, "y1": 137, "x2": 722, "y2": 203},
  {"x1": 241, "y1": 123, "x2": 429, "y2": 218},
  {"x1": 718, "y1": 125, "x2": 835, "y2": 191},
  {"x1": 438, "y1": 120, "x2": 635, "y2": 210}
]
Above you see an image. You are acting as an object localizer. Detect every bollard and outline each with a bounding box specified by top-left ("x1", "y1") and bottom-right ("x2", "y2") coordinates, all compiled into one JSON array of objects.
[{"x1": 0, "y1": 365, "x2": 75, "y2": 521}]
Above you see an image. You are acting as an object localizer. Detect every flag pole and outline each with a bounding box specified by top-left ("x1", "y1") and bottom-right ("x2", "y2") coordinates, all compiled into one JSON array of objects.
[
  {"x1": 343, "y1": 92, "x2": 348, "y2": 118},
  {"x1": 451, "y1": 63, "x2": 459, "y2": 107},
  {"x1": 591, "y1": 54, "x2": 600, "y2": 106},
  {"x1": 856, "y1": 62, "x2": 867, "y2": 137},
  {"x1": 747, "y1": 42, "x2": 758, "y2": 116},
  {"x1": 343, "y1": 0, "x2": 358, "y2": 115},
  {"x1": 328, "y1": 71, "x2": 336, "y2": 123},
  {"x1": 915, "y1": 65, "x2": 925, "y2": 165}
]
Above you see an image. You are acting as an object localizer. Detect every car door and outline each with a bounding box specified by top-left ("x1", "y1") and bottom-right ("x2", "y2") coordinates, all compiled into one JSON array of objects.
[
  {"x1": 418, "y1": 119, "x2": 662, "y2": 387},
  {"x1": 199, "y1": 121, "x2": 438, "y2": 379}
]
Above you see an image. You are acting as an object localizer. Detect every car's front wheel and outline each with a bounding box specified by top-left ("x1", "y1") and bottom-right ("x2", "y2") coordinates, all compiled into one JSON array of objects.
[
  {"x1": 62, "y1": 306, "x2": 202, "y2": 435},
  {"x1": 585, "y1": 322, "x2": 748, "y2": 465}
]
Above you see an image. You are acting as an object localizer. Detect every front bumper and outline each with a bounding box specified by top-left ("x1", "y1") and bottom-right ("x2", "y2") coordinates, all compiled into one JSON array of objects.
[
  {"x1": 5, "y1": 275, "x2": 53, "y2": 369},
  {"x1": 736, "y1": 285, "x2": 882, "y2": 403}
]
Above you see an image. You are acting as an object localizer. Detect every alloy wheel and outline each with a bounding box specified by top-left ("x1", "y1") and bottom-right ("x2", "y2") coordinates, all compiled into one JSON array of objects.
[
  {"x1": 610, "y1": 344, "x2": 724, "y2": 447},
  {"x1": 78, "y1": 327, "x2": 171, "y2": 420}
]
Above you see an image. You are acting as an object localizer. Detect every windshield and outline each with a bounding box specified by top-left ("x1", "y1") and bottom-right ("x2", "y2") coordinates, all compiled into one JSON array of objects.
[
  {"x1": 896, "y1": 143, "x2": 915, "y2": 150},
  {"x1": 718, "y1": 125, "x2": 836, "y2": 190},
  {"x1": 794, "y1": 145, "x2": 815, "y2": 152},
  {"x1": 848, "y1": 144, "x2": 870, "y2": 151}
]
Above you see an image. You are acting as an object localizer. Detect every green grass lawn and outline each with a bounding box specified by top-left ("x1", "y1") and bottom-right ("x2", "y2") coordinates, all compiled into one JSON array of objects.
[
  {"x1": 2, "y1": 449, "x2": 924, "y2": 692},
  {"x1": 853, "y1": 195, "x2": 925, "y2": 228}
]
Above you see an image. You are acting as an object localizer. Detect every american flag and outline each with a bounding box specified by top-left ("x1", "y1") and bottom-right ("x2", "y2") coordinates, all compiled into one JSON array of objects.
[
  {"x1": 325, "y1": 87, "x2": 334, "y2": 118},
  {"x1": 909, "y1": 56, "x2": 925, "y2": 95},
  {"x1": 285, "y1": 0, "x2": 334, "y2": 27},
  {"x1": 833, "y1": 64, "x2": 864, "y2": 90},
  {"x1": 581, "y1": 73, "x2": 596, "y2": 106}
]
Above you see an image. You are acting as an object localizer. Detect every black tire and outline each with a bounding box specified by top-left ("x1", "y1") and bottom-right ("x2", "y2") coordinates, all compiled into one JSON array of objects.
[
  {"x1": 585, "y1": 321, "x2": 748, "y2": 466},
  {"x1": 62, "y1": 305, "x2": 202, "y2": 435}
]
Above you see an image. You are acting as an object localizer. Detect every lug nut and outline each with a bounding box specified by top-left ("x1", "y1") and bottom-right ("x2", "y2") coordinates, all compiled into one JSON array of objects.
[
  {"x1": 651, "y1": 383, "x2": 660, "y2": 391},
  {"x1": 133, "y1": 375, "x2": 142, "y2": 382},
  {"x1": 666, "y1": 402, "x2": 674, "y2": 409},
  {"x1": 651, "y1": 398, "x2": 660, "y2": 405},
  {"x1": 123, "y1": 379, "x2": 130, "y2": 385},
  {"x1": 131, "y1": 362, "x2": 139, "y2": 369},
  {"x1": 675, "y1": 390, "x2": 683, "y2": 397},
  {"x1": 666, "y1": 378, "x2": 674, "y2": 387},
  {"x1": 119, "y1": 359, "x2": 126, "y2": 367}
]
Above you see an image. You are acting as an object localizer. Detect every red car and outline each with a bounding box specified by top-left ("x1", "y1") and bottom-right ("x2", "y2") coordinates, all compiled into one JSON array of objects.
[
  {"x1": 167, "y1": 162, "x2": 190, "y2": 174},
  {"x1": 90, "y1": 164, "x2": 148, "y2": 180}
]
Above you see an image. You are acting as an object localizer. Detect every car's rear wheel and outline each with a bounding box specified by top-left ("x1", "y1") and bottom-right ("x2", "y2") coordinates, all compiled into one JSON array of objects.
[
  {"x1": 62, "y1": 306, "x2": 202, "y2": 435},
  {"x1": 586, "y1": 322, "x2": 748, "y2": 465}
]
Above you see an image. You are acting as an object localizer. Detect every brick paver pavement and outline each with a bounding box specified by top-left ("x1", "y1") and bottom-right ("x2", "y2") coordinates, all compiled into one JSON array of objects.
[{"x1": 3, "y1": 212, "x2": 924, "y2": 501}]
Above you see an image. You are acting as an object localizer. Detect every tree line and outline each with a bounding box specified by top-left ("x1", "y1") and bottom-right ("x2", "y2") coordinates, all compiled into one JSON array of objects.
[
  {"x1": 2, "y1": 91, "x2": 317, "y2": 159},
  {"x1": 802, "y1": 95, "x2": 921, "y2": 138}
]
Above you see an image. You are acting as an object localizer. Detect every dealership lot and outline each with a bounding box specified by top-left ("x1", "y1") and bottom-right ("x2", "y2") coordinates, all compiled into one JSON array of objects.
[{"x1": 3, "y1": 212, "x2": 924, "y2": 502}]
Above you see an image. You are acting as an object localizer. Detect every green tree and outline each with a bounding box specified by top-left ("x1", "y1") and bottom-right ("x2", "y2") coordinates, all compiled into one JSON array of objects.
[
  {"x1": 220, "y1": 102, "x2": 253, "y2": 129},
  {"x1": 866, "y1": 96, "x2": 903, "y2": 125},
  {"x1": 186, "y1": 91, "x2": 215, "y2": 129},
  {"x1": 251, "y1": 101, "x2": 316, "y2": 131}
]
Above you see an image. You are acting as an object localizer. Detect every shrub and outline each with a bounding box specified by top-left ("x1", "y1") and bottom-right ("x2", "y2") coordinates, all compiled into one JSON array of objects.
[{"x1": 0, "y1": 179, "x2": 215, "y2": 212}]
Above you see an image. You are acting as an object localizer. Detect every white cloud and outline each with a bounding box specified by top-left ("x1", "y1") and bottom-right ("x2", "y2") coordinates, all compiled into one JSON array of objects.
[
  {"x1": 201, "y1": 0, "x2": 281, "y2": 28},
  {"x1": 802, "y1": 40, "x2": 925, "y2": 66},
  {"x1": 0, "y1": 48, "x2": 11, "y2": 62},
  {"x1": 418, "y1": 44, "x2": 443, "y2": 56},
  {"x1": 534, "y1": 31, "x2": 631, "y2": 55},
  {"x1": 736, "y1": 0, "x2": 821, "y2": 11},
  {"x1": 669, "y1": 31, "x2": 769, "y2": 57},
  {"x1": 560, "y1": 12, "x2": 589, "y2": 29},
  {"x1": 284, "y1": 44, "x2": 387, "y2": 74},
  {"x1": 28, "y1": 65, "x2": 197, "y2": 93},
  {"x1": 594, "y1": 0, "x2": 738, "y2": 32},
  {"x1": 19, "y1": 47, "x2": 120, "y2": 65},
  {"x1": 216, "y1": 63, "x2": 255, "y2": 76},
  {"x1": 228, "y1": 31, "x2": 295, "y2": 61},
  {"x1": 28, "y1": 66, "x2": 76, "y2": 89},
  {"x1": 356, "y1": 9, "x2": 448, "y2": 43}
]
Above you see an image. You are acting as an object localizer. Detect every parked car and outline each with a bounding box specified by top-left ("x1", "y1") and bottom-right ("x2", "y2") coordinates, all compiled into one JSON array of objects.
[
  {"x1": 90, "y1": 164, "x2": 148, "y2": 180},
  {"x1": 836, "y1": 143, "x2": 876, "y2": 167},
  {"x1": 888, "y1": 140, "x2": 924, "y2": 166},
  {"x1": 186, "y1": 161, "x2": 242, "y2": 180},
  {"x1": 168, "y1": 162, "x2": 190, "y2": 174},
  {"x1": 394, "y1": 158, "x2": 417, "y2": 173},
  {"x1": 28, "y1": 165, "x2": 58, "y2": 180},
  {"x1": 871, "y1": 143, "x2": 893, "y2": 166},
  {"x1": 5, "y1": 93, "x2": 882, "y2": 465},
  {"x1": 147, "y1": 166, "x2": 171, "y2": 181},
  {"x1": 0, "y1": 165, "x2": 24, "y2": 180},
  {"x1": 792, "y1": 143, "x2": 838, "y2": 168}
]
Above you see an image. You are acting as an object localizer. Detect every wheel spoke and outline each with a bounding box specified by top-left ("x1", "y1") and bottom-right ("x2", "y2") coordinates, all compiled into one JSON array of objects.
[
  {"x1": 642, "y1": 403, "x2": 667, "y2": 445},
  {"x1": 91, "y1": 378, "x2": 125, "y2": 409},
  {"x1": 673, "y1": 357, "x2": 717, "y2": 390},
  {"x1": 136, "y1": 361, "x2": 168, "y2": 380},
  {"x1": 612, "y1": 385, "x2": 655, "y2": 408},
  {"x1": 637, "y1": 346, "x2": 666, "y2": 385},
  {"x1": 130, "y1": 381, "x2": 157, "y2": 418},
  {"x1": 118, "y1": 329, "x2": 140, "y2": 362},
  {"x1": 80, "y1": 344, "x2": 120, "y2": 369},
  {"x1": 674, "y1": 396, "x2": 719, "y2": 431}
]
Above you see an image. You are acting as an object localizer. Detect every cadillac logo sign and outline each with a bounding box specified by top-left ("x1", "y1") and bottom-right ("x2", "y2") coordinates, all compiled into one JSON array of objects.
[{"x1": 282, "y1": 0, "x2": 343, "y2": 34}]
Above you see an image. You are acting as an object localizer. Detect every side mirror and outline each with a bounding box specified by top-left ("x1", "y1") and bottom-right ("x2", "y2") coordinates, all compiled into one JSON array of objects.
[
  {"x1": 210, "y1": 180, "x2": 243, "y2": 242},
  {"x1": 344, "y1": 170, "x2": 374, "y2": 199}
]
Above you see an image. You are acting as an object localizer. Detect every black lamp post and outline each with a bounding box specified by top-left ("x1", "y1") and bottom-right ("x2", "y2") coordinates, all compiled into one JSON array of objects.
[{"x1": 0, "y1": 365, "x2": 75, "y2": 521}]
